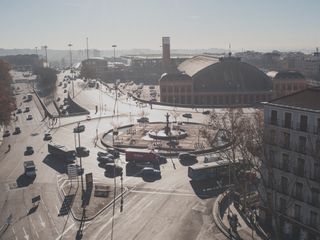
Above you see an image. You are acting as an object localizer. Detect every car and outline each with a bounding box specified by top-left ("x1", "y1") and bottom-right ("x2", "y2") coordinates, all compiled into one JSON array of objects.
[
  {"x1": 104, "y1": 163, "x2": 123, "y2": 176},
  {"x1": 73, "y1": 125, "x2": 85, "y2": 133},
  {"x1": 25, "y1": 146, "x2": 34, "y2": 155},
  {"x1": 182, "y1": 113, "x2": 192, "y2": 119},
  {"x1": 97, "y1": 156, "x2": 114, "y2": 164},
  {"x1": 58, "y1": 82, "x2": 62, "y2": 86},
  {"x1": 141, "y1": 167, "x2": 161, "y2": 178},
  {"x1": 27, "y1": 115, "x2": 33, "y2": 120},
  {"x1": 97, "y1": 152, "x2": 115, "y2": 160},
  {"x1": 16, "y1": 109, "x2": 22, "y2": 114},
  {"x1": 178, "y1": 152, "x2": 197, "y2": 161},
  {"x1": 157, "y1": 155, "x2": 167, "y2": 164},
  {"x1": 63, "y1": 89, "x2": 67, "y2": 93},
  {"x1": 202, "y1": 110, "x2": 210, "y2": 115},
  {"x1": 56, "y1": 97, "x2": 61, "y2": 102},
  {"x1": 43, "y1": 133, "x2": 52, "y2": 141},
  {"x1": 137, "y1": 117, "x2": 149, "y2": 123},
  {"x1": 25, "y1": 107, "x2": 30, "y2": 112},
  {"x1": 107, "y1": 149, "x2": 120, "y2": 158},
  {"x1": 76, "y1": 147, "x2": 90, "y2": 157},
  {"x1": 3, "y1": 130, "x2": 10, "y2": 137},
  {"x1": 14, "y1": 127, "x2": 21, "y2": 134}
]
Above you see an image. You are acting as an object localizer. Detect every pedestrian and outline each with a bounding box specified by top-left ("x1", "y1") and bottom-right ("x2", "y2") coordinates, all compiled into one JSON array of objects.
[{"x1": 8, "y1": 144, "x2": 11, "y2": 151}]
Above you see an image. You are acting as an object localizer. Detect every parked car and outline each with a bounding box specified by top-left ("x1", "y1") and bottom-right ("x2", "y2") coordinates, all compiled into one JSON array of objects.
[
  {"x1": 182, "y1": 113, "x2": 192, "y2": 119},
  {"x1": 107, "y1": 149, "x2": 120, "y2": 158},
  {"x1": 43, "y1": 133, "x2": 52, "y2": 141},
  {"x1": 104, "y1": 163, "x2": 123, "y2": 176},
  {"x1": 178, "y1": 152, "x2": 197, "y2": 161},
  {"x1": 73, "y1": 125, "x2": 85, "y2": 133},
  {"x1": 63, "y1": 89, "x2": 67, "y2": 93},
  {"x1": 14, "y1": 127, "x2": 21, "y2": 134},
  {"x1": 202, "y1": 110, "x2": 210, "y2": 115},
  {"x1": 16, "y1": 109, "x2": 22, "y2": 114},
  {"x1": 97, "y1": 156, "x2": 114, "y2": 164},
  {"x1": 137, "y1": 117, "x2": 149, "y2": 123},
  {"x1": 141, "y1": 167, "x2": 161, "y2": 178},
  {"x1": 27, "y1": 115, "x2": 33, "y2": 120},
  {"x1": 25, "y1": 146, "x2": 34, "y2": 155},
  {"x1": 97, "y1": 152, "x2": 115, "y2": 160},
  {"x1": 25, "y1": 107, "x2": 30, "y2": 112},
  {"x1": 3, "y1": 130, "x2": 10, "y2": 137},
  {"x1": 76, "y1": 147, "x2": 89, "y2": 157}
]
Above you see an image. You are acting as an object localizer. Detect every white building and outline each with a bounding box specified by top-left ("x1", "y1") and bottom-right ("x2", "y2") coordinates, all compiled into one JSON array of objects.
[{"x1": 260, "y1": 88, "x2": 320, "y2": 240}]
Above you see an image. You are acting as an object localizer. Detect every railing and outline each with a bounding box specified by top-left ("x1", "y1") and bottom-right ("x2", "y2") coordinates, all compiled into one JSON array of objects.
[
  {"x1": 296, "y1": 122, "x2": 308, "y2": 132},
  {"x1": 282, "y1": 119, "x2": 293, "y2": 129}
]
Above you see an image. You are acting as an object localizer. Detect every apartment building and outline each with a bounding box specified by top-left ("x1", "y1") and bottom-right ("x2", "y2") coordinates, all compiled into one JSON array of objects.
[{"x1": 260, "y1": 88, "x2": 320, "y2": 240}]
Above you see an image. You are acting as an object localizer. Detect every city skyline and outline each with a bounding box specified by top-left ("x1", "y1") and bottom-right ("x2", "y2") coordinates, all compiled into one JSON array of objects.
[{"x1": 1, "y1": 0, "x2": 320, "y2": 51}]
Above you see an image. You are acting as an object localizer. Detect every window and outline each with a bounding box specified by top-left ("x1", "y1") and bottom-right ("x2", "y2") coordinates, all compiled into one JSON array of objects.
[
  {"x1": 268, "y1": 171, "x2": 274, "y2": 188},
  {"x1": 282, "y1": 153, "x2": 289, "y2": 171},
  {"x1": 296, "y1": 158, "x2": 305, "y2": 177},
  {"x1": 314, "y1": 163, "x2": 320, "y2": 181},
  {"x1": 174, "y1": 86, "x2": 178, "y2": 93},
  {"x1": 294, "y1": 204, "x2": 301, "y2": 221},
  {"x1": 187, "y1": 86, "x2": 191, "y2": 92},
  {"x1": 283, "y1": 132, "x2": 290, "y2": 149},
  {"x1": 161, "y1": 87, "x2": 166, "y2": 93},
  {"x1": 270, "y1": 129, "x2": 276, "y2": 144},
  {"x1": 298, "y1": 136, "x2": 307, "y2": 153},
  {"x1": 300, "y1": 115, "x2": 308, "y2": 131},
  {"x1": 180, "y1": 86, "x2": 185, "y2": 92},
  {"x1": 287, "y1": 84, "x2": 292, "y2": 91},
  {"x1": 168, "y1": 86, "x2": 173, "y2": 93},
  {"x1": 311, "y1": 188, "x2": 319, "y2": 207},
  {"x1": 284, "y1": 112, "x2": 292, "y2": 128},
  {"x1": 295, "y1": 182, "x2": 303, "y2": 201},
  {"x1": 279, "y1": 197, "x2": 286, "y2": 213},
  {"x1": 269, "y1": 150, "x2": 275, "y2": 166},
  {"x1": 310, "y1": 211, "x2": 318, "y2": 228},
  {"x1": 317, "y1": 118, "x2": 320, "y2": 134},
  {"x1": 271, "y1": 110, "x2": 278, "y2": 125},
  {"x1": 281, "y1": 176, "x2": 288, "y2": 194}
]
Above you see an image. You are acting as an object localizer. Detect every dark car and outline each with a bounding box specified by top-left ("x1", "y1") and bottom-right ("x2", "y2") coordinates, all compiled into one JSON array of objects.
[
  {"x1": 141, "y1": 167, "x2": 161, "y2": 178},
  {"x1": 104, "y1": 163, "x2": 123, "y2": 177},
  {"x1": 97, "y1": 152, "x2": 115, "y2": 160},
  {"x1": 107, "y1": 149, "x2": 120, "y2": 158},
  {"x1": 73, "y1": 125, "x2": 85, "y2": 133},
  {"x1": 76, "y1": 147, "x2": 90, "y2": 157},
  {"x1": 27, "y1": 115, "x2": 33, "y2": 120},
  {"x1": 3, "y1": 130, "x2": 10, "y2": 137},
  {"x1": 137, "y1": 117, "x2": 149, "y2": 123},
  {"x1": 25, "y1": 146, "x2": 34, "y2": 155},
  {"x1": 178, "y1": 152, "x2": 197, "y2": 161},
  {"x1": 16, "y1": 109, "x2": 22, "y2": 114},
  {"x1": 43, "y1": 133, "x2": 52, "y2": 141},
  {"x1": 182, "y1": 113, "x2": 192, "y2": 119},
  {"x1": 14, "y1": 127, "x2": 21, "y2": 134},
  {"x1": 97, "y1": 156, "x2": 114, "y2": 164},
  {"x1": 63, "y1": 89, "x2": 67, "y2": 93},
  {"x1": 25, "y1": 107, "x2": 30, "y2": 113},
  {"x1": 202, "y1": 110, "x2": 210, "y2": 115}
]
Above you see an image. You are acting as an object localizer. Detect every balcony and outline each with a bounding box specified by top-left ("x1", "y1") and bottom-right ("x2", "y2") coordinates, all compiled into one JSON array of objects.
[
  {"x1": 296, "y1": 122, "x2": 308, "y2": 132},
  {"x1": 281, "y1": 141, "x2": 291, "y2": 150},
  {"x1": 282, "y1": 119, "x2": 293, "y2": 129},
  {"x1": 269, "y1": 118, "x2": 279, "y2": 126},
  {"x1": 294, "y1": 143, "x2": 308, "y2": 155},
  {"x1": 293, "y1": 192, "x2": 304, "y2": 202}
]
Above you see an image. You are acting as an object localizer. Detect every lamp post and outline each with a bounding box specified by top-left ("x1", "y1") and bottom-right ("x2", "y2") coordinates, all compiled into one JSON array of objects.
[
  {"x1": 35, "y1": 47, "x2": 38, "y2": 56},
  {"x1": 68, "y1": 43, "x2": 75, "y2": 98},
  {"x1": 112, "y1": 45, "x2": 117, "y2": 63}
]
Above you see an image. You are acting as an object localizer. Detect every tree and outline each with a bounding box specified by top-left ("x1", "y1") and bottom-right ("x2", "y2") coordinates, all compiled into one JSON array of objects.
[
  {"x1": 0, "y1": 60, "x2": 16, "y2": 126},
  {"x1": 35, "y1": 67, "x2": 57, "y2": 98}
]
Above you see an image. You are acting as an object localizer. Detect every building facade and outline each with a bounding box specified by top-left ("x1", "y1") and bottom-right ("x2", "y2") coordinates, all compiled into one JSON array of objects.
[
  {"x1": 159, "y1": 55, "x2": 273, "y2": 106},
  {"x1": 261, "y1": 88, "x2": 320, "y2": 240}
]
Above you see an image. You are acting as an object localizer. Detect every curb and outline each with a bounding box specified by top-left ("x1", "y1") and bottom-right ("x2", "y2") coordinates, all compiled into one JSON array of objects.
[{"x1": 212, "y1": 190, "x2": 238, "y2": 239}]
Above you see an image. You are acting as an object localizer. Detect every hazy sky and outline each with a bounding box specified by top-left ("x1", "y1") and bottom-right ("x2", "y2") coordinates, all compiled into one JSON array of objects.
[{"x1": 1, "y1": 0, "x2": 320, "y2": 51}]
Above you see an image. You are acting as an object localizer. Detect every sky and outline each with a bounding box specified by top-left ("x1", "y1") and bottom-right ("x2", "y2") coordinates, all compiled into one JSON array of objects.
[{"x1": 1, "y1": 0, "x2": 320, "y2": 52}]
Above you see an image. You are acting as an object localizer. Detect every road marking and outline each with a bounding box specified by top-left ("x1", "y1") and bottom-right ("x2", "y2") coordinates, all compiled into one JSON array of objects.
[
  {"x1": 22, "y1": 227, "x2": 29, "y2": 240},
  {"x1": 55, "y1": 205, "x2": 60, "y2": 215},
  {"x1": 54, "y1": 223, "x2": 75, "y2": 240},
  {"x1": 38, "y1": 215, "x2": 45, "y2": 228},
  {"x1": 131, "y1": 190, "x2": 195, "y2": 197}
]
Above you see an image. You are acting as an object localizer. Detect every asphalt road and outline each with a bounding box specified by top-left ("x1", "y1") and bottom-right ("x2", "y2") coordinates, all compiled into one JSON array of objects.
[{"x1": 0, "y1": 71, "x2": 227, "y2": 240}]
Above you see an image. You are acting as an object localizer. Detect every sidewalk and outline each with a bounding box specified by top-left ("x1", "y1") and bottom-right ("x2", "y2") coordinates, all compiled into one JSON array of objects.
[{"x1": 213, "y1": 191, "x2": 268, "y2": 240}]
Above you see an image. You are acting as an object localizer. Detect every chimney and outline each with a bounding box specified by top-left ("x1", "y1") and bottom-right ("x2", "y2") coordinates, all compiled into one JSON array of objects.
[{"x1": 162, "y1": 37, "x2": 170, "y2": 72}]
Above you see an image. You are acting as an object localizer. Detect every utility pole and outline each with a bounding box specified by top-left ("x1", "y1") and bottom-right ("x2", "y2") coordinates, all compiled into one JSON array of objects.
[
  {"x1": 77, "y1": 122, "x2": 85, "y2": 199},
  {"x1": 68, "y1": 43, "x2": 75, "y2": 98},
  {"x1": 43, "y1": 45, "x2": 48, "y2": 67},
  {"x1": 35, "y1": 47, "x2": 38, "y2": 56},
  {"x1": 112, "y1": 45, "x2": 117, "y2": 63}
]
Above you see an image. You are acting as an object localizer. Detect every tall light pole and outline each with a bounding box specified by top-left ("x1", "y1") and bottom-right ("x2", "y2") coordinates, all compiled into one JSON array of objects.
[
  {"x1": 35, "y1": 47, "x2": 38, "y2": 56},
  {"x1": 68, "y1": 43, "x2": 75, "y2": 98},
  {"x1": 112, "y1": 45, "x2": 117, "y2": 63}
]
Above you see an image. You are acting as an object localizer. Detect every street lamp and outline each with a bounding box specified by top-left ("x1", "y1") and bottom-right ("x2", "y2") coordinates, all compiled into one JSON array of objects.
[
  {"x1": 112, "y1": 45, "x2": 117, "y2": 63},
  {"x1": 68, "y1": 43, "x2": 75, "y2": 98},
  {"x1": 35, "y1": 47, "x2": 38, "y2": 56}
]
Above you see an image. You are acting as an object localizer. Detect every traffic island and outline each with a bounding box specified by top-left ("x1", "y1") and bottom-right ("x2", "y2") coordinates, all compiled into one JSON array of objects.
[{"x1": 60, "y1": 180, "x2": 125, "y2": 221}]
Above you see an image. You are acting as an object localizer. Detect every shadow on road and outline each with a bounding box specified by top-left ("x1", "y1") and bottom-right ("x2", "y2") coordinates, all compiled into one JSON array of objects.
[
  {"x1": 58, "y1": 193, "x2": 75, "y2": 216},
  {"x1": 179, "y1": 158, "x2": 198, "y2": 166},
  {"x1": 16, "y1": 174, "x2": 35, "y2": 188},
  {"x1": 43, "y1": 154, "x2": 74, "y2": 174}
]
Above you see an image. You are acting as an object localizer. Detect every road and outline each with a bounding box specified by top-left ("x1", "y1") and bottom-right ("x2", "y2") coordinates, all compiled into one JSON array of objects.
[{"x1": 0, "y1": 71, "x2": 228, "y2": 240}]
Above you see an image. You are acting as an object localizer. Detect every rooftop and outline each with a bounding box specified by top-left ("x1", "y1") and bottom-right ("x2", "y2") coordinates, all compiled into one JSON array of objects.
[
  {"x1": 178, "y1": 55, "x2": 219, "y2": 77},
  {"x1": 266, "y1": 87, "x2": 320, "y2": 111},
  {"x1": 274, "y1": 71, "x2": 305, "y2": 80}
]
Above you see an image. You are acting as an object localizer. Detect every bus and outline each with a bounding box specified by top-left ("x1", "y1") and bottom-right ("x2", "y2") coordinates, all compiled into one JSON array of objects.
[{"x1": 188, "y1": 159, "x2": 239, "y2": 181}]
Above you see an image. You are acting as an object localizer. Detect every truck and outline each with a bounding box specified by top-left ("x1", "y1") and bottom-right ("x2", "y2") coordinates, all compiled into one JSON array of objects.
[
  {"x1": 125, "y1": 148, "x2": 161, "y2": 165},
  {"x1": 48, "y1": 143, "x2": 76, "y2": 160},
  {"x1": 24, "y1": 161, "x2": 36, "y2": 177}
]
